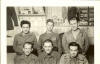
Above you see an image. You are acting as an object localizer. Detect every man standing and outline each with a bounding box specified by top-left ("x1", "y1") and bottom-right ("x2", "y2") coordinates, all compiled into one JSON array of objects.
[
  {"x1": 60, "y1": 42, "x2": 88, "y2": 64},
  {"x1": 38, "y1": 19, "x2": 62, "y2": 54},
  {"x1": 14, "y1": 42, "x2": 38, "y2": 64},
  {"x1": 13, "y1": 20, "x2": 37, "y2": 55},
  {"x1": 62, "y1": 17, "x2": 89, "y2": 54},
  {"x1": 38, "y1": 39, "x2": 60, "y2": 64}
]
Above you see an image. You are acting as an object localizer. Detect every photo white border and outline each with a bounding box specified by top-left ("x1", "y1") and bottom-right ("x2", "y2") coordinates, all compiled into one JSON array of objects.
[{"x1": 1, "y1": 0, "x2": 100, "y2": 64}]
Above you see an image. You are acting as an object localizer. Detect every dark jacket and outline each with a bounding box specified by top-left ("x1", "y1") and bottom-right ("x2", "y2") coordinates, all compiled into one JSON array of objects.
[
  {"x1": 14, "y1": 54, "x2": 38, "y2": 64},
  {"x1": 60, "y1": 53, "x2": 89, "y2": 64},
  {"x1": 7, "y1": 7, "x2": 18, "y2": 30},
  {"x1": 38, "y1": 51, "x2": 60, "y2": 64}
]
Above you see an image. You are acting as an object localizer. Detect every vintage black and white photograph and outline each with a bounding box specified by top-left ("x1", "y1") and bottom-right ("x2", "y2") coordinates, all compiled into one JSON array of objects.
[{"x1": 7, "y1": 6, "x2": 94, "y2": 64}]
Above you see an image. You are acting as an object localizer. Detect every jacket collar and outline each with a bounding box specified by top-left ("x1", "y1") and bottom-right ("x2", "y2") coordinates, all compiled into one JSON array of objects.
[
  {"x1": 19, "y1": 31, "x2": 32, "y2": 36},
  {"x1": 42, "y1": 51, "x2": 55, "y2": 58}
]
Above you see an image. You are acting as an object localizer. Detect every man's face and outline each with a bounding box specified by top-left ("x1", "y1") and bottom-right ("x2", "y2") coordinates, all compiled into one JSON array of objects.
[
  {"x1": 69, "y1": 46, "x2": 78, "y2": 58},
  {"x1": 43, "y1": 42, "x2": 53, "y2": 54},
  {"x1": 46, "y1": 22, "x2": 54, "y2": 32},
  {"x1": 22, "y1": 24, "x2": 30, "y2": 34},
  {"x1": 70, "y1": 19, "x2": 78, "y2": 31},
  {"x1": 23, "y1": 44, "x2": 33, "y2": 56}
]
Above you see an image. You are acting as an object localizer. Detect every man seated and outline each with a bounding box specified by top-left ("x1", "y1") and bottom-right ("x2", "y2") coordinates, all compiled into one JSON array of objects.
[
  {"x1": 38, "y1": 39, "x2": 60, "y2": 64},
  {"x1": 14, "y1": 42, "x2": 38, "y2": 64},
  {"x1": 60, "y1": 42, "x2": 88, "y2": 64}
]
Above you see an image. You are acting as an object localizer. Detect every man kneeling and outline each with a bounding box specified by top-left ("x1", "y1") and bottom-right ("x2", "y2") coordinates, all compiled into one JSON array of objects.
[
  {"x1": 14, "y1": 42, "x2": 38, "y2": 64},
  {"x1": 60, "y1": 42, "x2": 88, "y2": 64}
]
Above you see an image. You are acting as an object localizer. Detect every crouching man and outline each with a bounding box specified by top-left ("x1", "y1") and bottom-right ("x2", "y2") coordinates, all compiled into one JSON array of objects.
[
  {"x1": 14, "y1": 42, "x2": 38, "y2": 64},
  {"x1": 38, "y1": 39, "x2": 60, "y2": 64},
  {"x1": 60, "y1": 42, "x2": 88, "y2": 64}
]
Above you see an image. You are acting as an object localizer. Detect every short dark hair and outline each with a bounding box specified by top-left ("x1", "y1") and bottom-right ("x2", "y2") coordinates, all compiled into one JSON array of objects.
[
  {"x1": 20, "y1": 20, "x2": 31, "y2": 27},
  {"x1": 46, "y1": 19, "x2": 54, "y2": 26},
  {"x1": 69, "y1": 17, "x2": 79, "y2": 23},
  {"x1": 68, "y1": 7, "x2": 79, "y2": 23},
  {"x1": 23, "y1": 42, "x2": 33, "y2": 48},
  {"x1": 42, "y1": 39, "x2": 53, "y2": 47},
  {"x1": 68, "y1": 42, "x2": 81, "y2": 51}
]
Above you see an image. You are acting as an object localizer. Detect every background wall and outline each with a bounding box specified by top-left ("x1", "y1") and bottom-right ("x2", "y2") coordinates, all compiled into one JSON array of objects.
[{"x1": 7, "y1": 7, "x2": 94, "y2": 45}]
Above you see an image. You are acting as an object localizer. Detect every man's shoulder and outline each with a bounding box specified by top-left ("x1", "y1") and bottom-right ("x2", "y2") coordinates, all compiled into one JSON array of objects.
[
  {"x1": 14, "y1": 32, "x2": 36, "y2": 37},
  {"x1": 79, "y1": 28, "x2": 87, "y2": 34},
  {"x1": 39, "y1": 33, "x2": 46, "y2": 37},
  {"x1": 52, "y1": 51, "x2": 60, "y2": 55},
  {"x1": 77, "y1": 54, "x2": 87, "y2": 60},
  {"x1": 52, "y1": 32, "x2": 59, "y2": 35},
  {"x1": 52, "y1": 51, "x2": 60, "y2": 57},
  {"x1": 65, "y1": 30, "x2": 72, "y2": 34},
  {"x1": 30, "y1": 54, "x2": 37, "y2": 57},
  {"x1": 61, "y1": 53, "x2": 70, "y2": 59},
  {"x1": 38, "y1": 52, "x2": 45, "y2": 60},
  {"x1": 63, "y1": 30, "x2": 72, "y2": 37},
  {"x1": 14, "y1": 32, "x2": 22, "y2": 37},
  {"x1": 38, "y1": 52, "x2": 45, "y2": 57},
  {"x1": 29, "y1": 32, "x2": 36, "y2": 36},
  {"x1": 39, "y1": 51, "x2": 59, "y2": 56},
  {"x1": 30, "y1": 54, "x2": 38, "y2": 59},
  {"x1": 15, "y1": 54, "x2": 24, "y2": 60}
]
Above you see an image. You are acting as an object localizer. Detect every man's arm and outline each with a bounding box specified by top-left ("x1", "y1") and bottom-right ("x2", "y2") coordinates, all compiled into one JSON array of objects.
[
  {"x1": 62, "y1": 33, "x2": 68, "y2": 53},
  {"x1": 57, "y1": 34, "x2": 62, "y2": 54},
  {"x1": 84, "y1": 56, "x2": 89, "y2": 64},
  {"x1": 84, "y1": 31, "x2": 89, "y2": 54},
  {"x1": 32, "y1": 33, "x2": 37, "y2": 49},
  {"x1": 59, "y1": 54, "x2": 66, "y2": 64},
  {"x1": 13, "y1": 35, "x2": 22, "y2": 54},
  {"x1": 37, "y1": 35, "x2": 42, "y2": 54}
]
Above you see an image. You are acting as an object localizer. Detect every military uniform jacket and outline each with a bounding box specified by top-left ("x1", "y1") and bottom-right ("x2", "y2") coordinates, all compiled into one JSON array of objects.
[
  {"x1": 62, "y1": 29, "x2": 89, "y2": 54},
  {"x1": 38, "y1": 51, "x2": 60, "y2": 64},
  {"x1": 60, "y1": 53, "x2": 89, "y2": 64},
  {"x1": 15, "y1": 54, "x2": 38, "y2": 64},
  {"x1": 13, "y1": 32, "x2": 37, "y2": 55}
]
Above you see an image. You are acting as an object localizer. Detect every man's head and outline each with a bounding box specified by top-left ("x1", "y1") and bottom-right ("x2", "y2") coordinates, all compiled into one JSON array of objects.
[
  {"x1": 20, "y1": 20, "x2": 31, "y2": 34},
  {"x1": 68, "y1": 42, "x2": 80, "y2": 58},
  {"x1": 46, "y1": 19, "x2": 54, "y2": 32},
  {"x1": 69, "y1": 17, "x2": 79, "y2": 31},
  {"x1": 42, "y1": 39, "x2": 53, "y2": 54},
  {"x1": 23, "y1": 42, "x2": 33, "y2": 56}
]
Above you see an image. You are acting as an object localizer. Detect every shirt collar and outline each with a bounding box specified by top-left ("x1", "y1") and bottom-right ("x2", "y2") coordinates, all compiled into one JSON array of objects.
[
  {"x1": 45, "y1": 31, "x2": 54, "y2": 34},
  {"x1": 21, "y1": 54, "x2": 33, "y2": 59},
  {"x1": 42, "y1": 51, "x2": 55, "y2": 58},
  {"x1": 69, "y1": 54, "x2": 83, "y2": 60},
  {"x1": 70, "y1": 28, "x2": 83, "y2": 34},
  {"x1": 19, "y1": 31, "x2": 32, "y2": 36}
]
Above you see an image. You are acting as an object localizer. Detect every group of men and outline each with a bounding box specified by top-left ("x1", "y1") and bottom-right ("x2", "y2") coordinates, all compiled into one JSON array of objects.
[{"x1": 13, "y1": 17, "x2": 89, "y2": 64}]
